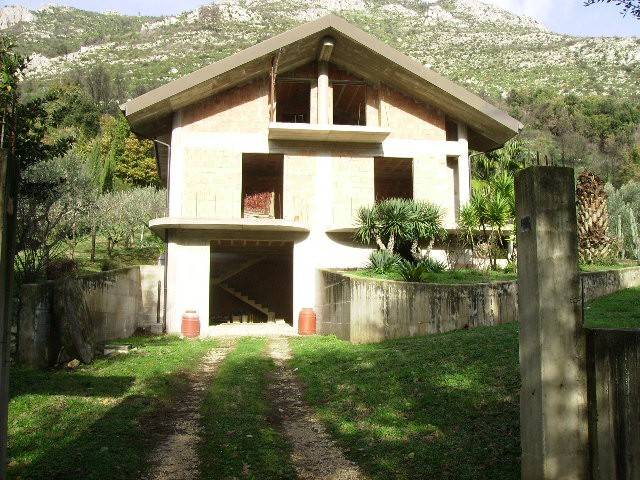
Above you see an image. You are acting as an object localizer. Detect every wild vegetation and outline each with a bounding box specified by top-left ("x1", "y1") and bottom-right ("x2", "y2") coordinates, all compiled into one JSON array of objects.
[{"x1": 0, "y1": 40, "x2": 165, "y2": 284}]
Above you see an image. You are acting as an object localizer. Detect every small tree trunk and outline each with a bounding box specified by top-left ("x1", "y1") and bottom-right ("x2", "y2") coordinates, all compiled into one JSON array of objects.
[
  {"x1": 388, "y1": 234, "x2": 395, "y2": 253},
  {"x1": 90, "y1": 224, "x2": 97, "y2": 262}
]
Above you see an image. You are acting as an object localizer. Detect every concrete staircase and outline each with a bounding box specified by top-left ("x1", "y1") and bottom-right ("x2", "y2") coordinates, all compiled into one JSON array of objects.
[{"x1": 218, "y1": 282, "x2": 276, "y2": 322}]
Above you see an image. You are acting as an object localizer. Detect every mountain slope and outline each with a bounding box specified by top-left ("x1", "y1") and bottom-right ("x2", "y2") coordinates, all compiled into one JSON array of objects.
[{"x1": 2, "y1": 0, "x2": 640, "y2": 99}]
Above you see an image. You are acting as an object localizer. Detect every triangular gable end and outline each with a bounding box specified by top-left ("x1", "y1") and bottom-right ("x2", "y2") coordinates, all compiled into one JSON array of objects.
[{"x1": 123, "y1": 14, "x2": 521, "y2": 152}]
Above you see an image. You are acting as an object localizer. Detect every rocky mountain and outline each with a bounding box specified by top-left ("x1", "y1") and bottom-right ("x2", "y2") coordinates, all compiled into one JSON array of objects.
[{"x1": 2, "y1": 0, "x2": 640, "y2": 100}]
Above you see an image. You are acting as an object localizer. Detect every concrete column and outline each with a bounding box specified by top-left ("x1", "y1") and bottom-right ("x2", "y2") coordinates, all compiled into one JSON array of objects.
[
  {"x1": 317, "y1": 61, "x2": 329, "y2": 125},
  {"x1": 515, "y1": 166, "x2": 588, "y2": 480},
  {"x1": 292, "y1": 153, "x2": 332, "y2": 330},
  {"x1": 168, "y1": 110, "x2": 184, "y2": 217},
  {"x1": 166, "y1": 231, "x2": 210, "y2": 336},
  {"x1": 457, "y1": 122, "x2": 471, "y2": 206}
]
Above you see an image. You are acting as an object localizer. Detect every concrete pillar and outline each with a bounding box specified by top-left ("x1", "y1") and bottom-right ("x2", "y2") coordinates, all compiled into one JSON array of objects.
[
  {"x1": 515, "y1": 166, "x2": 588, "y2": 480},
  {"x1": 457, "y1": 123, "x2": 471, "y2": 206},
  {"x1": 317, "y1": 61, "x2": 329, "y2": 125},
  {"x1": 166, "y1": 231, "x2": 210, "y2": 336},
  {"x1": 168, "y1": 110, "x2": 184, "y2": 217}
]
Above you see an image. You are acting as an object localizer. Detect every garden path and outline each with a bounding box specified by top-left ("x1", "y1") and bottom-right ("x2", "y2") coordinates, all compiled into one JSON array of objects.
[
  {"x1": 267, "y1": 337, "x2": 368, "y2": 480},
  {"x1": 146, "y1": 339, "x2": 236, "y2": 480}
]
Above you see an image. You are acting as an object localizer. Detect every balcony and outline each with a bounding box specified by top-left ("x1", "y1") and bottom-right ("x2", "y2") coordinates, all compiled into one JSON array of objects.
[{"x1": 268, "y1": 122, "x2": 391, "y2": 144}]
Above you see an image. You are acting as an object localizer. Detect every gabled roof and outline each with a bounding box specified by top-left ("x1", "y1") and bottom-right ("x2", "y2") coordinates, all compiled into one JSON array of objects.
[{"x1": 123, "y1": 14, "x2": 521, "y2": 151}]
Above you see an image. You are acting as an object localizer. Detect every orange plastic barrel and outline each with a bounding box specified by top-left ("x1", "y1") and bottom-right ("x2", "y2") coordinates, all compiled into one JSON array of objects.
[
  {"x1": 298, "y1": 308, "x2": 317, "y2": 335},
  {"x1": 181, "y1": 310, "x2": 200, "y2": 338}
]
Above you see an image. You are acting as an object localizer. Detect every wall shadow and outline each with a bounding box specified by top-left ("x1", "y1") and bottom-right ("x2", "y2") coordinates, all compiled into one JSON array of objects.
[{"x1": 289, "y1": 323, "x2": 522, "y2": 480}]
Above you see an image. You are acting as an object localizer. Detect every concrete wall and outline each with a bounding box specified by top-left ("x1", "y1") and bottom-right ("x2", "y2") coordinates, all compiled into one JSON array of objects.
[
  {"x1": 317, "y1": 266, "x2": 640, "y2": 344},
  {"x1": 19, "y1": 266, "x2": 164, "y2": 367},
  {"x1": 317, "y1": 269, "x2": 518, "y2": 344},
  {"x1": 587, "y1": 328, "x2": 640, "y2": 480}
]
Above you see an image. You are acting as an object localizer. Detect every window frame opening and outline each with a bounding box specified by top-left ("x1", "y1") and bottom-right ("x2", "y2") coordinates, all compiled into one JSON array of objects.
[
  {"x1": 275, "y1": 80, "x2": 311, "y2": 124},
  {"x1": 241, "y1": 153, "x2": 284, "y2": 220},
  {"x1": 374, "y1": 157, "x2": 413, "y2": 202},
  {"x1": 332, "y1": 81, "x2": 367, "y2": 126},
  {"x1": 445, "y1": 117, "x2": 459, "y2": 141}
]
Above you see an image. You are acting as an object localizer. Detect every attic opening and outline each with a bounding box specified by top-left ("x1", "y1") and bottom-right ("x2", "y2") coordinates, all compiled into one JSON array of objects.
[
  {"x1": 242, "y1": 153, "x2": 283, "y2": 219},
  {"x1": 275, "y1": 80, "x2": 311, "y2": 123},
  {"x1": 445, "y1": 117, "x2": 459, "y2": 141},
  {"x1": 374, "y1": 157, "x2": 413, "y2": 202},
  {"x1": 332, "y1": 82, "x2": 367, "y2": 126}
]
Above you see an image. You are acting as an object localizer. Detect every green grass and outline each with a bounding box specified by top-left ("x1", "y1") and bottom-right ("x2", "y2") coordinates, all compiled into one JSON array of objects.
[
  {"x1": 585, "y1": 287, "x2": 640, "y2": 329},
  {"x1": 348, "y1": 268, "x2": 517, "y2": 284},
  {"x1": 199, "y1": 338, "x2": 296, "y2": 480},
  {"x1": 290, "y1": 324, "x2": 521, "y2": 480},
  {"x1": 9, "y1": 335, "x2": 216, "y2": 480},
  {"x1": 67, "y1": 234, "x2": 165, "y2": 275},
  {"x1": 579, "y1": 261, "x2": 638, "y2": 273}
]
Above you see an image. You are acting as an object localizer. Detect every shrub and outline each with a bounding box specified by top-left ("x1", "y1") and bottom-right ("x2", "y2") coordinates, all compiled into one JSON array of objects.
[
  {"x1": 46, "y1": 258, "x2": 79, "y2": 280},
  {"x1": 396, "y1": 259, "x2": 427, "y2": 282},
  {"x1": 367, "y1": 250, "x2": 401, "y2": 274},
  {"x1": 417, "y1": 257, "x2": 447, "y2": 273},
  {"x1": 99, "y1": 259, "x2": 118, "y2": 272}
]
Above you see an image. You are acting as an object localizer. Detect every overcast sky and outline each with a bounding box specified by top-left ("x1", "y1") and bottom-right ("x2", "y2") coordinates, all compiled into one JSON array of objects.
[{"x1": 2, "y1": 0, "x2": 638, "y2": 37}]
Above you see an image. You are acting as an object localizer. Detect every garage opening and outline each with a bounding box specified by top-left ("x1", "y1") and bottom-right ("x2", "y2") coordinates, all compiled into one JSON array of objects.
[
  {"x1": 276, "y1": 80, "x2": 311, "y2": 123},
  {"x1": 374, "y1": 157, "x2": 413, "y2": 202},
  {"x1": 242, "y1": 153, "x2": 283, "y2": 219},
  {"x1": 333, "y1": 82, "x2": 366, "y2": 126},
  {"x1": 210, "y1": 241, "x2": 293, "y2": 325}
]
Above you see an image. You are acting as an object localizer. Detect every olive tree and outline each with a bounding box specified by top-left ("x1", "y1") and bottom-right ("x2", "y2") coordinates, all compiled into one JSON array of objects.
[{"x1": 96, "y1": 187, "x2": 166, "y2": 257}]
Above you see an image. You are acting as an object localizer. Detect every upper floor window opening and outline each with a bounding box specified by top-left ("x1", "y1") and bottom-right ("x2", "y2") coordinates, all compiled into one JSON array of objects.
[
  {"x1": 275, "y1": 80, "x2": 311, "y2": 123},
  {"x1": 332, "y1": 81, "x2": 367, "y2": 126}
]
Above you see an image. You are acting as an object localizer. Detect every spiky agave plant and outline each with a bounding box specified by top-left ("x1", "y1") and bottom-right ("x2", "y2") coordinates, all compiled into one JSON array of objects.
[{"x1": 576, "y1": 170, "x2": 612, "y2": 263}]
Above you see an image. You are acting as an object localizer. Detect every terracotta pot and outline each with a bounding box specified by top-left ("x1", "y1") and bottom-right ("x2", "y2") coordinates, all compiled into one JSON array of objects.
[
  {"x1": 181, "y1": 310, "x2": 200, "y2": 338},
  {"x1": 298, "y1": 308, "x2": 317, "y2": 336}
]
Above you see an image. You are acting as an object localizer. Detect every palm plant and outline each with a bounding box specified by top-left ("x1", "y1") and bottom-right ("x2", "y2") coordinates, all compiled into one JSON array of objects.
[
  {"x1": 355, "y1": 198, "x2": 445, "y2": 259},
  {"x1": 577, "y1": 170, "x2": 612, "y2": 263}
]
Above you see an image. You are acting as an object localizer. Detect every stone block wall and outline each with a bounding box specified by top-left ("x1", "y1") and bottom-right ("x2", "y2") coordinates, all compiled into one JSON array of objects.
[{"x1": 19, "y1": 265, "x2": 164, "y2": 367}]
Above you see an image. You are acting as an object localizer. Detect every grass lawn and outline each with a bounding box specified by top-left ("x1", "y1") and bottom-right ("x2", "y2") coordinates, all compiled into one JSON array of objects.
[
  {"x1": 585, "y1": 287, "x2": 640, "y2": 329},
  {"x1": 9, "y1": 335, "x2": 216, "y2": 480},
  {"x1": 348, "y1": 268, "x2": 517, "y2": 284},
  {"x1": 579, "y1": 261, "x2": 639, "y2": 273},
  {"x1": 66, "y1": 235, "x2": 165, "y2": 275},
  {"x1": 200, "y1": 338, "x2": 296, "y2": 480},
  {"x1": 290, "y1": 323, "x2": 521, "y2": 480}
]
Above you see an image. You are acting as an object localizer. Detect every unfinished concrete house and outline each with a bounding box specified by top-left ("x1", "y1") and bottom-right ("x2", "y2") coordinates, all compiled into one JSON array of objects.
[{"x1": 123, "y1": 15, "x2": 521, "y2": 335}]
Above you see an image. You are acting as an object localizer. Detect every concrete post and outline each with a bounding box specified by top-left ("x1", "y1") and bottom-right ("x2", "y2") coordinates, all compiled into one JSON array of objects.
[
  {"x1": 457, "y1": 122, "x2": 470, "y2": 206},
  {"x1": 515, "y1": 166, "x2": 588, "y2": 479},
  {"x1": 317, "y1": 61, "x2": 329, "y2": 125}
]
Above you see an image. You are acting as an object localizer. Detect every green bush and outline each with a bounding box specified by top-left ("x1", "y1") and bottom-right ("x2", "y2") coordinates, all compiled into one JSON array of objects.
[
  {"x1": 417, "y1": 257, "x2": 447, "y2": 273},
  {"x1": 367, "y1": 250, "x2": 401, "y2": 274},
  {"x1": 396, "y1": 259, "x2": 428, "y2": 282}
]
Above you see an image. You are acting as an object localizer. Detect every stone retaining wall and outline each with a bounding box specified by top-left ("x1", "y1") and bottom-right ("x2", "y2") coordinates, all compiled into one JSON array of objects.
[
  {"x1": 317, "y1": 266, "x2": 640, "y2": 344},
  {"x1": 19, "y1": 265, "x2": 164, "y2": 367}
]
